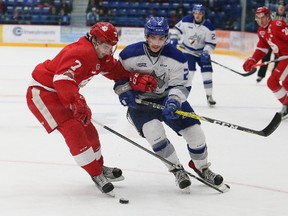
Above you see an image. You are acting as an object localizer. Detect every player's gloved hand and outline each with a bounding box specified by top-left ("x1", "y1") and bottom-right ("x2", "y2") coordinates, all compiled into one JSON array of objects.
[
  {"x1": 130, "y1": 73, "x2": 157, "y2": 93},
  {"x1": 200, "y1": 50, "x2": 211, "y2": 64},
  {"x1": 243, "y1": 57, "x2": 256, "y2": 72},
  {"x1": 114, "y1": 80, "x2": 137, "y2": 108},
  {"x1": 70, "y1": 94, "x2": 92, "y2": 126},
  {"x1": 118, "y1": 90, "x2": 137, "y2": 108},
  {"x1": 162, "y1": 98, "x2": 181, "y2": 119}
]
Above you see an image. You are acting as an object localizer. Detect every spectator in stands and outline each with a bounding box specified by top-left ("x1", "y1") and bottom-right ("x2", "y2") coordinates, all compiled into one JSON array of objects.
[
  {"x1": 57, "y1": 0, "x2": 72, "y2": 15},
  {"x1": 11, "y1": 7, "x2": 21, "y2": 24},
  {"x1": 0, "y1": 0, "x2": 7, "y2": 15},
  {"x1": 38, "y1": 0, "x2": 54, "y2": 8},
  {"x1": 168, "y1": 10, "x2": 178, "y2": 27},
  {"x1": 19, "y1": 6, "x2": 31, "y2": 25},
  {"x1": 86, "y1": 7, "x2": 99, "y2": 26},
  {"x1": 59, "y1": 7, "x2": 70, "y2": 25},
  {"x1": 256, "y1": 0, "x2": 288, "y2": 83},
  {"x1": 86, "y1": 0, "x2": 100, "y2": 14},
  {"x1": 48, "y1": 5, "x2": 60, "y2": 25}
]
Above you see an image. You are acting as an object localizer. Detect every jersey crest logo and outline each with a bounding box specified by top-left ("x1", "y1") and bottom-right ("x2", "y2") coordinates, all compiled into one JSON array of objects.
[
  {"x1": 188, "y1": 34, "x2": 199, "y2": 45},
  {"x1": 276, "y1": 20, "x2": 282, "y2": 26},
  {"x1": 151, "y1": 70, "x2": 165, "y2": 88}
]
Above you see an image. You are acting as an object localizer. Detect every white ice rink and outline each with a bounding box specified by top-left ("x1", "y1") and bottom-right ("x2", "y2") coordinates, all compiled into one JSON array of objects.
[{"x1": 0, "y1": 46, "x2": 287, "y2": 216}]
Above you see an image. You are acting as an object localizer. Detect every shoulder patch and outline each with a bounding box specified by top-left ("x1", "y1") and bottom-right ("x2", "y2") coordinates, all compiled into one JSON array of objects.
[
  {"x1": 120, "y1": 42, "x2": 145, "y2": 60},
  {"x1": 161, "y1": 44, "x2": 187, "y2": 63}
]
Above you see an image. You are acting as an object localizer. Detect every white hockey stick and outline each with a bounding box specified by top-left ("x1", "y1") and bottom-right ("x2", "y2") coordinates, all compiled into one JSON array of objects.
[{"x1": 254, "y1": 55, "x2": 288, "y2": 67}]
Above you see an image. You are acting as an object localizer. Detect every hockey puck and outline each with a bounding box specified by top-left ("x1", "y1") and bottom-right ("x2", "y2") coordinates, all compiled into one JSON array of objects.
[{"x1": 119, "y1": 198, "x2": 129, "y2": 204}]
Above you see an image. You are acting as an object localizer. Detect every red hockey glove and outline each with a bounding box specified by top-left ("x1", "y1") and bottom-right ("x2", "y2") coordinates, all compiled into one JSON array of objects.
[
  {"x1": 70, "y1": 94, "x2": 92, "y2": 127},
  {"x1": 129, "y1": 73, "x2": 157, "y2": 93},
  {"x1": 243, "y1": 57, "x2": 256, "y2": 72}
]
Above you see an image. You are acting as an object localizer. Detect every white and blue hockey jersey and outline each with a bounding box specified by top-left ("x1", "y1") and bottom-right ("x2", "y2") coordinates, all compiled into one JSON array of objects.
[
  {"x1": 171, "y1": 14, "x2": 216, "y2": 56},
  {"x1": 119, "y1": 42, "x2": 192, "y2": 103}
]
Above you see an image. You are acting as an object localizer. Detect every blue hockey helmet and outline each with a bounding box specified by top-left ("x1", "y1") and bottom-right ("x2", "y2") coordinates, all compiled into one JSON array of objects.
[
  {"x1": 192, "y1": 4, "x2": 205, "y2": 14},
  {"x1": 144, "y1": 17, "x2": 169, "y2": 37}
]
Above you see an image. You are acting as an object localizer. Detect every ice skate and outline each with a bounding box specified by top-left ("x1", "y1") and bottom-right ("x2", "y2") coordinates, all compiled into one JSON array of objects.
[
  {"x1": 91, "y1": 173, "x2": 115, "y2": 196},
  {"x1": 280, "y1": 105, "x2": 288, "y2": 120},
  {"x1": 206, "y1": 95, "x2": 216, "y2": 106},
  {"x1": 188, "y1": 160, "x2": 223, "y2": 186},
  {"x1": 102, "y1": 165, "x2": 125, "y2": 182},
  {"x1": 170, "y1": 166, "x2": 191, "y2": 190}
]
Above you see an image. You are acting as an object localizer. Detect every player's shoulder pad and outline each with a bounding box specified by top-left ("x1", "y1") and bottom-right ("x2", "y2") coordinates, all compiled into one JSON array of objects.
[
  {"x1": 181, "y1": 15, "x2": 194, "y2": 23},
  {"x1": 161, "y1": 44, "x2": 187, "y2": 63},
  {"x1": 120, "y1": 42, "x2": 145, "y2": 60},
  {"x1": 202, "y1": 19, "x2": 215, "y2": 31}
]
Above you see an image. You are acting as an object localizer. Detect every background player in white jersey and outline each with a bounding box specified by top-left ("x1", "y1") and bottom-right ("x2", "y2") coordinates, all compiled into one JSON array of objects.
[
  {"x1": 170, "y1": 4, "x2": 217, "y2": 107},
  {"x1": 114, "y1": 17, "x2": 224, "y2": 191}
]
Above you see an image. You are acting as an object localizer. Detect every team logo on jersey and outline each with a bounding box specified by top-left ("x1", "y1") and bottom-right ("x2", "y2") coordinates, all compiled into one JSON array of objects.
[
  {"x1": 188, "y1": 34, "x2": 199, "y2": 45},
  {"x1": 137, "y1": 63, "x2": 147, "y2": 67},
  {"x1": 151, "y1": 70, "x2": 165, "y2": 88},
  {"x1": 276, "y1": 20, "x2": 282, "y2": 26}
]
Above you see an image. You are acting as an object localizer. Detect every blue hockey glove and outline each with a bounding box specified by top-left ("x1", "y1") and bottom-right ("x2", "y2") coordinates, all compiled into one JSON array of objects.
[
  {"x1": 162, "y1": 98, "x2": 181, "y2": 119},
  {"x1": 114, "y1": 80, "x2": 137, "y2": 108},
  {"x1": 200, "y1": 50, "x2": 210, "y2": 64},
  {"x1": 118, "y1": 90, "x2": 137, "y2": 108}
]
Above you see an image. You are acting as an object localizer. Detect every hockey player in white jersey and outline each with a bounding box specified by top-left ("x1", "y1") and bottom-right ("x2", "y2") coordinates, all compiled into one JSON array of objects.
[
  {"x1": 114, "y1": 17, "x2": 224, "y2": 191},
  {"x1": 170, "y1": 4, "x2": 217, "y2": 106}
]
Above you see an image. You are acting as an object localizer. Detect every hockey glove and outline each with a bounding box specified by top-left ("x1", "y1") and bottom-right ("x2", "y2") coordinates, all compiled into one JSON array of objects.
[
  {"x1": 162, "y1": 98, "x2": 181, "y2": 119},
  {"x1": 200, "y1": 50, "x2": 211, "y2": 64},
  {"x1": 114, "y1": 80, "x2": 137, "y2": 108},
  {"x1": 130, "y1": 73, "x2": 157, "y2": 93},
  {"x1": 243, "y1": 57, "x2": 256, "y2": 72},
  {"x1": 70, "y1": 94, "x2": 92, "y2": 127}
]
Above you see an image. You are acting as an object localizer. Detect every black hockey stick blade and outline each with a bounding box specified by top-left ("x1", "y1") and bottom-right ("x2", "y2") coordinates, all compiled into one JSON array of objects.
[
  {"x1": 259, "y1": 112, "x2": 282, "y2": 137},
  {"x1": 210, "y1": 59, "x2": 257, "y2": 77}
]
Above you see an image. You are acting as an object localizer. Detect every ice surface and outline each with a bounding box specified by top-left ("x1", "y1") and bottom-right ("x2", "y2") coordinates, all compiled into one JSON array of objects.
[{"x1": 0, "y1": 47, "x2": 287, "y2": 216}]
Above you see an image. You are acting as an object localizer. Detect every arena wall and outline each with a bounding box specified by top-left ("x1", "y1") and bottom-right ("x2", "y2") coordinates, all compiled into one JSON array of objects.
[{"x1": 0, "y1": 24, "x2": 258, "y2": 58}]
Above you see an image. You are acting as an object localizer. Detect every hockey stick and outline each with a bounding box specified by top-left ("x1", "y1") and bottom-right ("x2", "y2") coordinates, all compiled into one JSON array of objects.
[
  {"x1": 254, "y1": 55, "x2": 288, "y2": 67},
  {"x1": 91, "y1": 118, "x2": 230, "y2": 193},
  {"x1": 136, "y1": 99, "x2": 282, "y2": 137},
  {"x1": 210, "y1": 59, "x2": 257, "y2": 77}
]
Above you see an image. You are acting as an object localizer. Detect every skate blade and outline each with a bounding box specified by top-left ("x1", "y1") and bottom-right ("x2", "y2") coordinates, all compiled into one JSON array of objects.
[
  {"x1": 181, "y1": 186, "x2": 191, "y2": 194},
  {"x1": 105, "y1": 190, "x2": 115, "y2": 197},
  {"x1": 107, "y1": 176, "x2": 125, "y2": 182}
]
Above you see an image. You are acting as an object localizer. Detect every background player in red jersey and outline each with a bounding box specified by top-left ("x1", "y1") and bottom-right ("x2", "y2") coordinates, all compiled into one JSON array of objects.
[
  {"x1": 26, "y1": 22, "x2": 157, "y2": 196},
  {"x1": 243, "y1": 6, "x2": 288, "y2": 119}
]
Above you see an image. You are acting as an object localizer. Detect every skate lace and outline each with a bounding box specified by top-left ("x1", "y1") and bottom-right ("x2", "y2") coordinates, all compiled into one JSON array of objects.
[
  {"x1": 93, "y1": 174, "x2": 109, "y2": 189},
  {"x1": 174, "y1": 170, "x2": 189, "y2": 185},
  {"x1": 202, "y1": 168, "x2": 217, "y2": 184},
  {"x1": 102, "y1": 166, "x2": 114, "y2": 178}
]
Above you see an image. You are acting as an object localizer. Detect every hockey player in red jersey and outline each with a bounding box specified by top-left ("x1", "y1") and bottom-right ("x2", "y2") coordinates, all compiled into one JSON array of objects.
[
  {"x1": 26, "y1": 22, "x2": 157, "y2": 196},
  {"x1": 243, "y1": 6, "x2": 288, "y2": 119}
]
